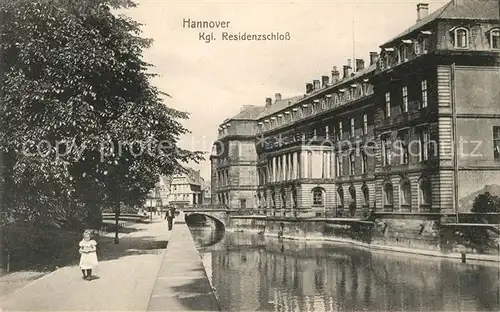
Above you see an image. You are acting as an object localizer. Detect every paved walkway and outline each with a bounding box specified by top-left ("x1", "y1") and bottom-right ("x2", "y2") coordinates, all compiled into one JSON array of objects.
[
  {"x1": 0, "y1": 216, "x2": 170, "y2": 311},
  {"x1": 147, "y1": 212, "x2": 221, "y2": 311}
]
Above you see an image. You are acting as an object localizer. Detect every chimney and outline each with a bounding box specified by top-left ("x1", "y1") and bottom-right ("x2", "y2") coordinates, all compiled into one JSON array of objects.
[
  {"x1": 313, "y1": 79, "x2": 321, "y2": 90},
  {"x1": 331, "y1": 66, "x2": 340, "y2": 83},
  {"x1": 321, "y1": 75, "x2": 330, "y2": 87},
  {"x1": 343, "y1": 65, "x2": 349, "y2": 79},
  {"x1": 416, "y1": 3, "x2": 429, "y2": 22},
  {"x1": 306, "y1": 83, "x2": 313, "y2": 93},
  {"x1": 275, "y1": 93, "x2": 282, "y2": 102},
  {"x1": 355, "y1": 59, "x2": 365, "y2": 71},
  {"x1": 347, "y1": 59, "x2": 353, "y2": 76},
  {"x1": 265, "y1": 97, "x2": 272, "y2": 108},
  {"x1": 369, "y1": 52, "x2": 379, "y2": 65}
]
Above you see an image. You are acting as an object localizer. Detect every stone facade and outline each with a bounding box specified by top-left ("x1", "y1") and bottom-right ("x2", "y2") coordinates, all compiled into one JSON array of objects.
[
  {"x1": 211, "y1": 0, "x2": 500, "y2": 221},
  {"x1": 211, "y1": 107, "x2": 265, "y2": 211}
]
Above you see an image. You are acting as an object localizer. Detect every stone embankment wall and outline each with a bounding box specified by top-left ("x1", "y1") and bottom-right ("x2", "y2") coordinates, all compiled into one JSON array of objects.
[{"x1": 227, "y1": 216, "x2": 500, "y2": 262}]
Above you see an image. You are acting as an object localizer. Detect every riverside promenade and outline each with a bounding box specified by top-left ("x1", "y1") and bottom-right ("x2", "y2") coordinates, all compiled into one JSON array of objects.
[
  {"x1": 0, "y1": 214, "x2": 220, "y2": 311},
  {"x1": 147, "y1": 212, "x2": 220, "y2": 311}
]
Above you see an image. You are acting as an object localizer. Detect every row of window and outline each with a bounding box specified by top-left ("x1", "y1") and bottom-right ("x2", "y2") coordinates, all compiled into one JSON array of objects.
[
  {"x1": 258, "y1": 131, "x2": 431, "y2": 184},
  {"x1": 262, "y1": 113, "x2": 370, "y2": 151},
  {"x1": 381, "y1": 127, "x2": 431, "y2": 166},
  {"x1": 253, "y1": 83, "x2": 374, "y2": 134},
  {"x1": 255, "y1": 177, "x2": 431, "y2": 210},
  {"x1": 378, "y1": 28, "x2": 500, "y2": 71},
  {"x1": 384, "y1": 79, "x2": 428, "y2": 119},
  {"x1": 216, "y1": 169, "x2": 230, "y2": 186},
  {"x1": 379, "y1": 33, "x2": 430, "y2": 70},
  {"x1": 452, "y1": 27, "x2": 499, "y2": 50},
  {"x1": 383, "y1": 178, "x2": 431, "y2": 207},
  {"x1": 335, "y1": 151, "x2": 369, "y2": 177}
]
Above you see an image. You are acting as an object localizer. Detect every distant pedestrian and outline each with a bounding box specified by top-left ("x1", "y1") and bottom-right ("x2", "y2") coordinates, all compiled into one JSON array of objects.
[
  {"x1": 165, "y1": 206, "x2": 176, "y2": 231},
  {"x1": 79, "y1": 230, "x2": 98, "y2": 281}
]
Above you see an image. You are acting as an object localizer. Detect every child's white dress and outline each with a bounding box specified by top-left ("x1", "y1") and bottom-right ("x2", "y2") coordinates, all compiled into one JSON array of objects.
[{"x1": 79, "y1": 239, "x2": 98, "y2": 269}]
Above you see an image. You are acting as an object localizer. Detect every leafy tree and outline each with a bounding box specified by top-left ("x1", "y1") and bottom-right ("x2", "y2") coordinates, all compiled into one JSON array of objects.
[
  {"x1": 0, "y1": 0, "x2": 203, "y2": 243},
  {"x1": 472, "y1": 192, "x2": 500, "y2": 214}
]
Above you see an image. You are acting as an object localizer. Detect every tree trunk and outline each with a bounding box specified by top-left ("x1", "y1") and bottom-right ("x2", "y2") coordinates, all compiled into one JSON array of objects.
[
  {"x1": 114, "y1": 202, "x2": 120, "y2": 244},
  {"x1": 86, "y1": 201, "x2": 102, "y2": 230}
]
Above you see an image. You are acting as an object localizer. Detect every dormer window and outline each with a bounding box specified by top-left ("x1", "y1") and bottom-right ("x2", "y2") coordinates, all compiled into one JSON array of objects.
[
  {"x1": 416, "y1": 31, "x2": 431, "y2": 55},
  {"x1": 334, "y1": 94, "x2": 340, "y2": 105},
  {"x1": 378, "y1": 54, "x2": 385, "y2": 70},
  {"x1": 489, "y1": 28, "x2": 500, "y2": 49},
  {"x1": 326, "y1": 94, "x2": 333, "y2": 107},
  {"x1": 399, "y1": 41, "x2": 411, "y2": 63},
  {"x1": 383, "y1": 48, "x2": 394, "y2": 68},
  {"x1": 453, "y1": 27, "x2": 469, "y2": 49}
]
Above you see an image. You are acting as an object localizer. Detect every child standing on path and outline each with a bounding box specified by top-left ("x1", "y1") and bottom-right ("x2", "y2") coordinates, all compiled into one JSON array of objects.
[{"x1": 79, "y1": 230, "x2": 98, "y2": 281}]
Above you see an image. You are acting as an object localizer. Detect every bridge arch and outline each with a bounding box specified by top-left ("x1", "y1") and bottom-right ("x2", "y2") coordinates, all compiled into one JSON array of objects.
[{"x1": 182, "y1": 210, "x2": 228, "y2": 231}]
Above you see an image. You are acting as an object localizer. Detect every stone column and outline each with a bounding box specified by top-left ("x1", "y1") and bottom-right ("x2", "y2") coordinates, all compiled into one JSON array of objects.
[
  {"x1": 283, "y1": 154, "x2": 287, "y2": 181},
  {"x1": 287, "y1": 154, "x2": 291, "y2": 180},
  {"x1": 301, "y1": 151, "x2": 307, "y2": 178},
  {"x1": 308, "y1": 151, "x2": 312, "y2": 179},
  {"x1": 272, "y1": 156, "x2": 277, "y2": 182},
  {"x1": 297, "y1": 152, "x2": 301, "y2": 179},
  {"x1": 325, "y1": 152, "x2": 331, "y2": 179}
]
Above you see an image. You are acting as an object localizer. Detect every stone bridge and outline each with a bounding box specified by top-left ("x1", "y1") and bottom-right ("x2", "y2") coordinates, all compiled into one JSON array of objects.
[{"x1": 181, "y1": 208, "x2": 230, "y2": 230}]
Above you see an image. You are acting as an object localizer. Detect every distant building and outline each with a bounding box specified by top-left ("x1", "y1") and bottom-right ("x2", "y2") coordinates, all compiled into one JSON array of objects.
[
  {"x1": 211, "y1": 0, "x2": 500, "y2": 218},
  {"x1": 202, "y1": 179, "x2": 212, "y2": 205},
  {"x1": 145, "y1": 175, "x2": 171, "y2": 209},
  {"x1": 167, "y1": 167, "x2": 204, "y2": 208},
  {"x1": 211, "y1": 106, "x2": 266, "y2": 211}
]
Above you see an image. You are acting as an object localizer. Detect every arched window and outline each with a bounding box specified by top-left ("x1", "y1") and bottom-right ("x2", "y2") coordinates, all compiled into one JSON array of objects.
[
  {"x1": 362, "y1": 184, "x2": 369, "y2": 207},
  {"x1": 271, "y1": 191, "x2": 276, "y2": 208},
  {"x1": 454, "y1": 27, "x2": 469, "y2": 48},
  {"x1": 400, "y1": 178, "x2": 411, "y2": 207},
  {"x1": 383, "y1": 181, "x2": 394, "y2": 207},
  {"x1": 312, "y1": 188, "x2": 324, "y2": 206},
  {"x1": 337, "y1": 186, "x2": 344, "y2": 207},
  {"x1": 419, "y1": 178, "x2": 432, "y2": 206},
  {"x1": 257, "y1": 193, "x2": 261, "y2": 208},
  {"x1": 489, "y1": 28, "x2": 500, "y2": 49},
  {"x1": 281, "y1": 189, "x2": 286, "y2": 209}
]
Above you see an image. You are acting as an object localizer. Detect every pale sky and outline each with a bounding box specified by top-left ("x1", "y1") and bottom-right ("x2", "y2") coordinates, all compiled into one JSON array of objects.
[{"x1": 120, "y1": 0, "x2": 449, "y2": 180}]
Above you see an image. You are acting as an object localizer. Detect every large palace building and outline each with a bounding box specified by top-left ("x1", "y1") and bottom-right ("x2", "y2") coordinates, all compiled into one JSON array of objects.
[{"x1": 211, "y1": 0, "x2": 500, "y2": 219}]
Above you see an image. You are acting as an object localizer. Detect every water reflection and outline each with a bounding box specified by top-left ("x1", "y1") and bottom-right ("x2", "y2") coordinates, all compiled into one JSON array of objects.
[{"x1": 188, "y1": 227, "x2": 500, "y2": 312}]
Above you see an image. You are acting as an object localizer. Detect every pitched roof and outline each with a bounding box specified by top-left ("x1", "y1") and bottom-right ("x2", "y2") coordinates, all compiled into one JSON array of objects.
[
  {"x1": 381, "y1": 0, "x2": 499, "y2": 47},
  {"x1": 257, "y1": 95, "x2": 304, "y2": 119},
  {"x1": 230, "y1": 105, "x2": 266, "y2": 120}
]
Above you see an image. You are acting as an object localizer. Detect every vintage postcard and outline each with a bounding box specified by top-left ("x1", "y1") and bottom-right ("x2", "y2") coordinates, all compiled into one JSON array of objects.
[{"x1": 1, "y1": 0, "x2": 499, "y2": 311}]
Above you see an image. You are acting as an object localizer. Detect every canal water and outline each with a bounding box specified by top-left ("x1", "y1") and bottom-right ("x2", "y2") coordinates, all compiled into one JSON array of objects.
[{"x1": 188, "y1": 225, "x2": 500, "y2": 312}]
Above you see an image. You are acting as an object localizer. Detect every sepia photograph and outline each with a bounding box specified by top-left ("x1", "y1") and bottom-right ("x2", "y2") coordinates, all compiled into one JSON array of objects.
[{"x1": 0, "y1": 0, "x2": 499, "y2": 311}]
